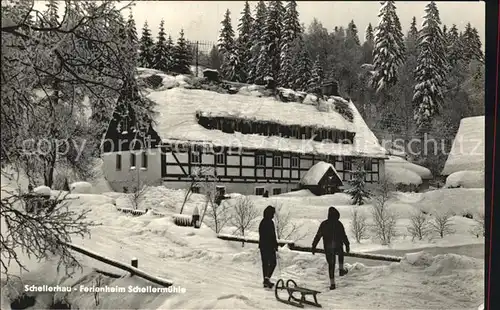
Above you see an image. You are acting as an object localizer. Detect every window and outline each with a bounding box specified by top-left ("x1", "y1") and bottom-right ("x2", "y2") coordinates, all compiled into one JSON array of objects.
[
  {"x1": 273, "y1": 188, "x2": 282, "y2": 195},
  {"x1": 365, "y1": 173, "x2": 372, "y2": 182},
  {"x1": 364, "y1": 159, "x2": 372, "y2": 171},
  {"x1": 116, "y1": 154, "x2": 122, "y2": 171},
  {"x1": 256, "y1": 154, "x2": 266, "y2": 166},
  {"x1": 191, "y1": 152, "x2": 201, "y2": 164},
  {"x1": 291, "y1": 156, "x2": 299, "y2": 168},
  {"x1": 130, "y1": 153, "x2": 136, "y2": 167},
  {"x1": 141, "y1": 152, "x2": 148, "y2": 169},
  {"x1": 255, "y1": 187, "x2": 265, "y2": 196},
  {"x1": 273, "y1": 155, "x2": 282, "y2": 167},
  {"x1": 191, "y1": 186, "x2": 200, "y2": 194},
  {"x1": 215, "y1": 153, "x2": 225, "y2": 165},
  {"x1": 343, "y1": 158, "x2": 352, "y2": 171}
]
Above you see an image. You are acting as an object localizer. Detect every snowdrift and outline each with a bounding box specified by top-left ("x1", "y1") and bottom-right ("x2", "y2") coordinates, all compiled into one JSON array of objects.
[
  {"x1": 413, "y1": 188, "x2": 484, "y2": 217},
  {"x1": 385, "y1": 166, "x2": 422, "y2": 185},
  {"x1": 445, "y1": 170, "x2": 484, "y2": 188},
  {"x1": 385, "y1": 156, "x2": 433, "y2": 180}
]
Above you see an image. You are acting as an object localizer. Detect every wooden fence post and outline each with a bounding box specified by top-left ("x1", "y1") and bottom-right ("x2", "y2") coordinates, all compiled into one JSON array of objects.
[{"x1": 131, "y1": 258, "x2": 138, "y2": 268}]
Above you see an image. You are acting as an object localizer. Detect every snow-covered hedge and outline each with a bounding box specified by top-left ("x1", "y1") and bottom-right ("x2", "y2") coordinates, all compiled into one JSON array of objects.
[
  {"x1": 116, "y1": 207, "x2": 147, "y2": 216},
  {"x1": 173, "y1": 214, "x2": 192, "y2": 227},
  {"x1": 70, "y1": 181, "x2": 92, "y2": 194},
  {"x1": 445, "y1": 170, "x2": 483, "y2": 188}
]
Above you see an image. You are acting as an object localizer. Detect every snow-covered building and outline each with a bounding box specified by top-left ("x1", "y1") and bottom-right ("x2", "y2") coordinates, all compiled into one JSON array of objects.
[
  {"x1": 101, "y1": 72, "x2": 387, "y2": 195},
  {"x1": 299, "y1": 161, "x2": 343, "y2": 195},
  {"x1": 441, "y1": 116, "x2": 485, "y2": 176}
]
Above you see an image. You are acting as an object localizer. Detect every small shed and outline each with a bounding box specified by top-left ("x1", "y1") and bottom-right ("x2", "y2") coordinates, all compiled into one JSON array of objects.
[{"x1": 299, "y1": 161, "x2": 343, "y2": 196}]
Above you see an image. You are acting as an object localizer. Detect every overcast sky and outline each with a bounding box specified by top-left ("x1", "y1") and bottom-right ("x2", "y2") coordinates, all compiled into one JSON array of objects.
[{"x1": 127, "y1": 1, "x2": 485, "y2": 48}]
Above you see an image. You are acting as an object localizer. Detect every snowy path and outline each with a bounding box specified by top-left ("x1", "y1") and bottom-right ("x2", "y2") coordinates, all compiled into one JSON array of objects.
[{"x1": 66, "y1": 220, "x2": 483, "y2": 310}]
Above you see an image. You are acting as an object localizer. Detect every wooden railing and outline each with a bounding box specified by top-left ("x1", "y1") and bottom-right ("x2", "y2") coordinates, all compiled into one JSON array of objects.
[
  {"x1": 63, "y1": 242, "x2": 174, "y2": 287},
  {"x1": 216, "y1": 234, "x2": 402, "y2": 262}
]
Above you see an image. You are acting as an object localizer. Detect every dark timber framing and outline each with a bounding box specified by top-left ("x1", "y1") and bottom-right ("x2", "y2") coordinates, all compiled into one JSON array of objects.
[{"x1": 160, "y1": 142, "x2": 383, "y2": 184}]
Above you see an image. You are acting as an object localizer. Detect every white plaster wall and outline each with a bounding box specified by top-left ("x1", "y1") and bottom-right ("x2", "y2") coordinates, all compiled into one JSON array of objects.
[
  {"x1": 102, "y1": 149, "x2": 162, "y2": 192},
  {"x1": 162, "y1": 181, "x2": 298, "y2": 196}
]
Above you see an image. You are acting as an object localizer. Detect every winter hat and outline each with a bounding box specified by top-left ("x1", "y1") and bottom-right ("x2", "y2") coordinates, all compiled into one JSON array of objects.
[
  {"x1": 263, "y1": 205, "x2": 275, "y2": 219},
  {"x1": 327, "y1": 206, "x2": 340, "y2": 221}
]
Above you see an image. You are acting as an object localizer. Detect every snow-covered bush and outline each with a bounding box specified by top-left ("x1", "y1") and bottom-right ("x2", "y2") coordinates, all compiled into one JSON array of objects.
[
  {"x1": 70, "y1": 182, "x2": 92, "y2": 194},
  {"x1": 33, "y1": 186, "x2": 51, "y2": 197},
  {"x1": 228, "y1": 197, "x2": 259, "y2": 246},
  {"x1": 407, "y1": 212, "x2": 431, "y2": 241},
  {"x1": 350, "y1": 206, "x2": 369, "y2": 243},
  {"x1": 470, "y1": 211, "x2": 485, "y2": 238},
  {"x1": 445, "y1": 170, "x2": 484, "y2": 189},
  {"x1": 173, "y1": 214, "x2": 192, "y2": 227},
  {"x1": 274, "y1": 201, "x2": 307, "y2": 242},
  {"x1": 430, "y1": 212, "x2": 455, "y2": 238},
  {"x1": 371, "y1": 180, "x2": 397, "y2": 245},
  {"x1": 204, "y1": 195, "x2": 230, "y2": 234}
]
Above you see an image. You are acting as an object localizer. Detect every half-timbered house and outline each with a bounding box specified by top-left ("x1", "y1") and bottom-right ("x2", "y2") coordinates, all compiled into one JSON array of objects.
[{"x1": 101, "y1": 81, "x2": 388, "y2": 195}]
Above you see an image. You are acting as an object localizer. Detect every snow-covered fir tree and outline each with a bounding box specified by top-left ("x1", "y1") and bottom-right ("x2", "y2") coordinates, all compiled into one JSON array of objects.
[
  {"x1": 413, "y1": 1, "x2": 448, "y2": 129},
  {"x1": 218, "y1": 9, "x2": 240, "y2": 80},
  {"x1": 237, "y1": 1, "x2": 254, "y2": 82},
  {"x1": 462, "y1": 23, "x2": 484, "y2": 64},
  {"x1": 218, "y1": 9, "x2": 236, "y2": 56},
  {"x1": 282, "y1": 0, "x2": 301, "y2": 41},
  {"x1": 279, "y1": 0, "x2": 301, "y2": 87},
  {"x1": 126, "y1": 9, "x2": 139, "y2": 61},
  {"x1": 365, "y1": 23, "x2": 374, "y2": 45},
  {"x1": 209, "y1": 45, "x2": 222, "y2": 70},
  {"x1": 165, "y1": 35, "x2": 175, "y2": 71},
  {"x1": 406, "y1": 16, "x2": 419, "y2": 57},
  {"x1": 346, "y1": 20, "x2": 360, "y2": 46},
  {"x1": 172, "y1": 29, "x2": 191, "y2": 74},
  {"x1": 446, "y1": 24, "x2": 463, "y2": 65},
  {"x1": 345, "y1": 168, "x2": 371, "y2": 206},
  {"x1": 225, "y1": 49, "x2": 245, "y2": 82},
  {"x1": 371, "y1": 0, "x2": 406, "y2": 92},
  {"x1": 139, "y1": 21, "x2": 155, "y2": 68},
  {"x1": 361, "y1": 23, "x2": 375, "y2": 64},
  {"x1": 153, "y1": 19, "x2": 169, "y2": 72},
  {"x1": 262, "y1": 0, "x2": 285, "y2": 80},
  {"x1": 248, "y1": 1, "x2": 268, "y2": 84},
  {"x1": 308, "y1": 55, "x2": 324, "y2": 93},
  {"x1": 292, "y1": 41, "x2": 312, "y2": 91},
  {"x1": 278, "y1": 4, "x2": 301, "y2": 87}
]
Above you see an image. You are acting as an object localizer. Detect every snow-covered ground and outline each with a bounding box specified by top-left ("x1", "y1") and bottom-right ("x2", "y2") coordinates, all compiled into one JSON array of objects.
[{"x1": 1, "y1": 177, "x2": 484, "y2": 309}]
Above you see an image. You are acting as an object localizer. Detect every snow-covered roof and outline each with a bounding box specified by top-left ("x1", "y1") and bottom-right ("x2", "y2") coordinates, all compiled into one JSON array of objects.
[
  {"x1": 299, "y1": 161, "x2": 342, "y2": 186},
  {"x1": 442, "y1": 116, "x2": 484, "y2": 175},
  {"x1": 386, "y1": 156, "x2": 433, "y2": 180},
  {"x1": 385, "y1": 166, "x2": 422, "y2": 185},
  {"x1": 145, "y1": 87, "x2": 387, "y2": 158}
]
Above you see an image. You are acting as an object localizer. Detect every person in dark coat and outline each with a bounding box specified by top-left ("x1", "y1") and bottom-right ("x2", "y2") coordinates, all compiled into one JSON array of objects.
[
  {"x1": 263, "y1": 190, "x2": 269, "y2": 198},
  {"x1": 259, "y1": 205, "x2": 278, "y2": 288},
  {"x1": 311, "y1": 206, "x2": 350, "y2": 290}
]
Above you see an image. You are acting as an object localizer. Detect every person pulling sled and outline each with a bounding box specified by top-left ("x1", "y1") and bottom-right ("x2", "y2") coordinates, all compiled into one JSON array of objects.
[
  {"x1": 311, "y1": 206, "x2": 350, "y2": 290},
  {"x1": 259, "y1": 205, "x2": 278, "y2": 288}
]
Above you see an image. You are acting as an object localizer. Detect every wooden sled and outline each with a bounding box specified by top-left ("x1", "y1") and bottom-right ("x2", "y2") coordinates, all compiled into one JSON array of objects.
[{"x1": 274, "y1": 279, "x2": 322, "y2": 308}]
